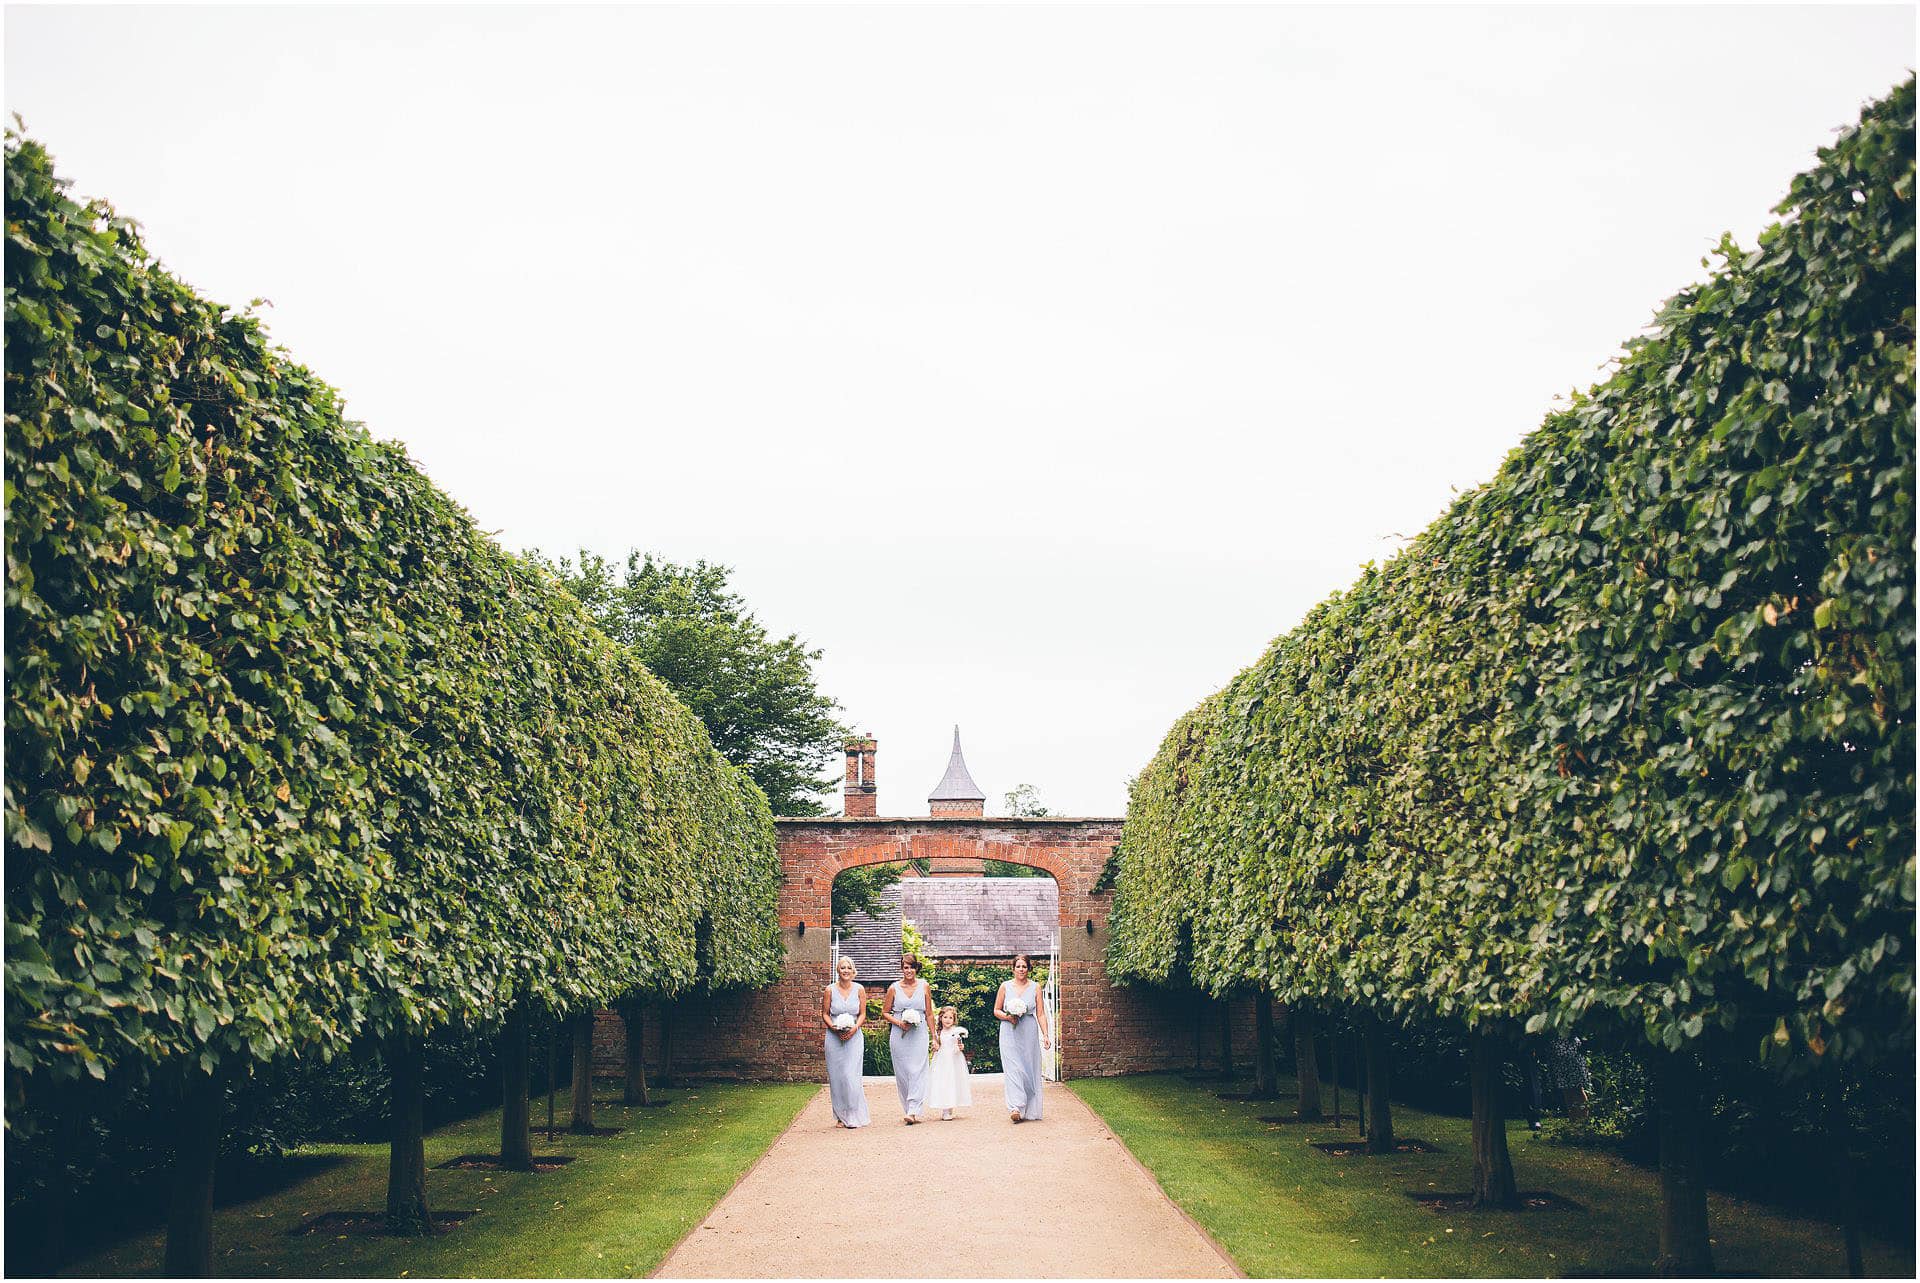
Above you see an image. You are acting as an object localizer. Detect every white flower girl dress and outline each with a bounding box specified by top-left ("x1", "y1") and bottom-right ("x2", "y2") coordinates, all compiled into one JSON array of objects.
[{"x1": 926, "y1": 1026, "x2": 973, "y2": 1116}]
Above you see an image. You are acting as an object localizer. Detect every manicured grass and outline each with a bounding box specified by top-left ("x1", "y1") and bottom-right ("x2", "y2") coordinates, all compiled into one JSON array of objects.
[
  {"x1": 66, "y1": 1082, "x2": 816, "y2": 1278},
  {"x1": 1069, "y1": 1073, "x2": 1913, "y2": 1279}
]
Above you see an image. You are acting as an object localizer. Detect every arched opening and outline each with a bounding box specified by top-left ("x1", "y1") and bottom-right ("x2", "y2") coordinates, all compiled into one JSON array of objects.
[
  {"x1": 593, "y1": 814, "x2": 1203, "y2": 1085},
  {"x1": 829, "y1": 857, "x2": 1063, "y2": 1082}
]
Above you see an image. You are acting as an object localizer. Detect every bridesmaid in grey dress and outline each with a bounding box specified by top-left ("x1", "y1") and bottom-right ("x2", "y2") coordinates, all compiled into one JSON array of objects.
[
  {"x1": 821, "y1": 956, "x2": 870, "y2": 1128},
  {"x1": 884, "y1": 956, "x2": 932, "y2": 1124},
  {"x1": 995, "y1": 953, "x2": 1051, "y2": 1122}
]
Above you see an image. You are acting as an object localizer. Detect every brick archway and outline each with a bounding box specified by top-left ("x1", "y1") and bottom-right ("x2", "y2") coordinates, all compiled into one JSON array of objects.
[
  {"x1": 597, "y1": 816, "x2": 1241, "y2": 1083},
  {"x1": 781, "y1": 819, "x2": 1101, "y2": 1076}
]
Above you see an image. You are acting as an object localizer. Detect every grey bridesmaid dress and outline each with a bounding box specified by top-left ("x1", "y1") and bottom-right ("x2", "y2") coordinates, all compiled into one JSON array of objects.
[
  {"x1": 999, "y1": 978, "x2": 1045, "y2": 1120},
  {"x1": 888, "y1": 980, "x2": 930, "y2": 1118},
  {"x1": 824, "y1": 982, "x2": 870, "y2": 1127}
]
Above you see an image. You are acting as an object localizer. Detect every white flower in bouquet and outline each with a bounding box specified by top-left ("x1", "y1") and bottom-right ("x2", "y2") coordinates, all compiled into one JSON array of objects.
[
  {"x1": 954, "y1": 1026, "x2": 969, "y2": 1041},
  {"x1": 1006, "y1": 997, "x2": 1030, "y2": 1017},
  {"x1": 831, "y1": 1012, "x2": 857, "y2": 1030},
  {"x1": 901, "y1": 1009, "x2": 923, "y2": 1027}
]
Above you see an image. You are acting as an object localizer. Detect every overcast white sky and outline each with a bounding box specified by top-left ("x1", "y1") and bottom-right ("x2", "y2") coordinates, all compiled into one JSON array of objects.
[{"x1": 5, "y1": 5, "x2": 1912, "y2": 815}]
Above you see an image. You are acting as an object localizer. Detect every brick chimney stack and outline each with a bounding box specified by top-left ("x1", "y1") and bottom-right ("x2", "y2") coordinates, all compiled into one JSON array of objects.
[{"x1": 843, "y1": 736, "x2": 877, "y2": 817}]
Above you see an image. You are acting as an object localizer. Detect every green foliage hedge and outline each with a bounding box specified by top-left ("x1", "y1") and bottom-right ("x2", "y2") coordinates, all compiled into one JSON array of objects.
[
  {"x1": 1107, "y1": 81, "x2": 1915, "y2": 1074},
  {"x1": 3, "y1": 131, "x2": 782, "y2": 1098}
]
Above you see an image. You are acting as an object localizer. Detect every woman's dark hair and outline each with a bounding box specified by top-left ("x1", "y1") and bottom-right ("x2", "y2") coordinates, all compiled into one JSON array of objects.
[
  {"x1": 1012, "y1": 953, "x2": 1031, "y2": 971},
  {"x1": 900, "y1": 956, "x2": 918, "y2": 975}
]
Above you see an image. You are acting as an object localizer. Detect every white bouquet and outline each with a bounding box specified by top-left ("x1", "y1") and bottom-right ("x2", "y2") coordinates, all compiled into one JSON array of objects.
[
  {"x1": 831, "y1": 1012, "x2": 857, "y2": 1030},
  {"x1": 954, "y1": 1026, "x2": 969, "y2": 1041},
  {"x1": 1006, "y1": 997, "x2": 1030, "y2": 1018},
  {"x1": 900, "y1": 1009, "x2": 923, "y2": 1027}
]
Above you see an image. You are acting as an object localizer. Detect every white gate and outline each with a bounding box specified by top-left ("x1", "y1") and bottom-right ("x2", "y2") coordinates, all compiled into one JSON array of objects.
[{"x1": 1044, "y1": 930, "x2": 1061, "y2": 1081}]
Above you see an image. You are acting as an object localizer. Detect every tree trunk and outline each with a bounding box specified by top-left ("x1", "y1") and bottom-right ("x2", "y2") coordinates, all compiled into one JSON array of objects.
[
  {"x1": 499, "y1": 1003, "x2": 534, "y2": 1171},
  {"x1": 1363, "y1": 1019, "x2": 1394, "y2": 1154},
  {"x1": 1191, "y1": 991, "x2": 1206, "y2": 1070},
  {"x1": 1293, "y1": 1007, "x2": 1322, "y2": 1121},
  {"x1": 570, "y1": 1010, "x2": 597, "y2": 1132},
  {"x1": 1217, "y1": 995, "x2": 1233, "y2": 1076},
  {"x1": 1521, "y1": 1045, "x2": 1543, "y2": 1130},
  {"x1": 162, "y1": 1064, "x2": 222, "y2": 1278},
  {"x1": 1354, "y1": 1030, "x2": 1367, "y2": 1134},
  {"x1": 622, "y1": 1002, "x2": 651, "y2": 1105},
  {"x1": 1652, "y1": 1051, "x2": 1713, "y2": 1276},
  {"x1": 385, "y1": 1029, "x2": 435, "y2": 1234},
  {"x1": 657, "y1": 1004, "x2": 676, "y2": 1089},
  {"x1": 26, "y1": 1080, "x2": 84, "y2": 1273},
  {"x1": 1331, "y1": 1028, "x2": 1342, "y2": 1127},
  {"x1": 1827, "y1": 1073, "x2": 1863, "y2": 1277},
  {"x1": 1469, "y1": 1030, "x2": 1518, "y2": 1208},
  {"x1": 544, "y1": 1018, "x2": 557, "y2": 1141},
  {"x1": 1250, "y1": 993, "x2": 1278, "y2": 1099}
]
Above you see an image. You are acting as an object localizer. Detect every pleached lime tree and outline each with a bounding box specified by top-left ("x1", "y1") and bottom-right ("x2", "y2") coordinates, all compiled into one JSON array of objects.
[
  {"x1": 4, "y1": 129, "x2": 782, "y2": 1265},
  {"x1": 5, "y1": 131, "x2": 417, "y2": 1266},
  {"x1": 1107, "y1": 79, "x2": 1914, "y2": 1272}
]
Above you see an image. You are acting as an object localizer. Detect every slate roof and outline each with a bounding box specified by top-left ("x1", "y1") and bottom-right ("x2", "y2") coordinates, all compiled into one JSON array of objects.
[
  {"x1": 928, "y1": 725, "x2": 987, "y2": 802},
  {"x1": 835, "y1": 883, "x2": 902, "y2": 985},
  {"x1": 903, "y1": 877, "x2": 1058, "y2": 959}
]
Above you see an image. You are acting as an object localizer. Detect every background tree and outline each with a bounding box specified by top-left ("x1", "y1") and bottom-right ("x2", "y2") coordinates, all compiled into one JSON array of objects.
[
  {"x1": 535, "y1": 551, "x2": 845, "y2": 815},
  {"x1": 988, "y1": 784, "x2": 1051, "y2": 877},
  {"x1": 831, "y1": 860, "x2": 929, "y2": 929},
  {"x1": 1002, "y1": 783, "x2": 1050, "y2": 817}
]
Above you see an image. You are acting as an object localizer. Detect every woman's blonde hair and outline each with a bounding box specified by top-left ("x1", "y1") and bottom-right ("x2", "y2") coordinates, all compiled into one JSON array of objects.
[{"x1": 835, "y1": 956, "x2": 858, "y2": 978}]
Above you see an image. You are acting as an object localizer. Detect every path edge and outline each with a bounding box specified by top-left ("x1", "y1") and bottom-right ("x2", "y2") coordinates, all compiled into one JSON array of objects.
[
  {"x1": 1062, "y1": 1082, "x2": 1249, "y2": 1280},
  {"x1": 651, "y1": 1083, "x2": 824, "y2": 1279}
]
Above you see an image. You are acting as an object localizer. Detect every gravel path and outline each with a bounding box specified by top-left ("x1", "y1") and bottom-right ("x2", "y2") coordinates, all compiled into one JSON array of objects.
[{"x1": 656, "y1": 1075, "x2": 1240, "y2": 1278}]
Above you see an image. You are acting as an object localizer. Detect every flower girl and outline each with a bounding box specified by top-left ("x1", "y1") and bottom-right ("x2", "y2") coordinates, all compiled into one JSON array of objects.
[{"x1": 926, "y1": 1005, "x2": 972, "y2": 1119}]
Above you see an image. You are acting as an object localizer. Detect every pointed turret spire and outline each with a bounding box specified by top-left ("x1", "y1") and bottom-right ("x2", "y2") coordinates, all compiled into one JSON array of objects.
[{"x1": 928, "y1": 725, "x2": 987, "y2": 816}]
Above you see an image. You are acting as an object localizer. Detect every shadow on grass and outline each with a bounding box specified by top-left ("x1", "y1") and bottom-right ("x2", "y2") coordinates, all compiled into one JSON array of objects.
[
  {"x1": 1406, "y1": 1189, "x2": 1585, "y2": 1213},
  {"x1": 1312, "y1": 1137, "x2": 1439, "y2": 1155},
  {"x1": 435, "y1": 1153, "x2": 576, "y2": 1171},
  {"x1": 286, "y1": 1209, "x2": 477, "y2": 1237},
  {"x1": 2, "y1": 1152, "x2": 355, "y2": 1277},
  {"x1": 218, "y1": 1152, "x2": 355, "y2": 1207}
]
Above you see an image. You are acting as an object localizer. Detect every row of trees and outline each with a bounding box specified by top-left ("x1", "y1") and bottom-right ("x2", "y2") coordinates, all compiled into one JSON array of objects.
[
  {"x1": 4, "y1": 132, "x2": 784, "y2": 1272},
  {"x1": 1106, "y1": 80, "x2": 1914, "y2": 1274}
]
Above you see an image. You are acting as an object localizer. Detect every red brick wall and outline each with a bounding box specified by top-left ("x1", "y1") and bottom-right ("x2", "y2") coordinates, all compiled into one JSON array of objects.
[
  {"x1": 592, "y1": 817, "x2": 1258, "y2": 1083},
  {"x1": 928, "y1": 799, "x2": 985, "y2": 818}
]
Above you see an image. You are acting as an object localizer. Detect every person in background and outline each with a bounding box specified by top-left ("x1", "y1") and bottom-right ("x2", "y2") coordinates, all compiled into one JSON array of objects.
[
  {"x1": 926, "y1": 1004, "x2": 972, "y2": 1120},
  {"x1": 883, "y1": 955, "x2": 932, "y2": 1124},
  {"x1": 821, "y1": 956, "x2": 870, "y2": 1128},
  {"x1": 995, "y1": 953, "x2": 1050, "y2": 1122}
]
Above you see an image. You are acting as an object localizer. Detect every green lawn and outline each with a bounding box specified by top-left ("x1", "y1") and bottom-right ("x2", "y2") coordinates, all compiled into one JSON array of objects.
[
  {"x1": 66, "y1": 1082, "x2": 816, "y2": 1278},
  {"x1": 1069, "y1": 1073, "x2": 1913, "y2": 1279}
]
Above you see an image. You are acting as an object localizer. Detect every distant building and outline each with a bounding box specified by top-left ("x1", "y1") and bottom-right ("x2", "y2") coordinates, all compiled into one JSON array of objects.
[
  {"x1": 926, "y1": 726, "x2": 989, "y2": 873},
  {"x1": 835, "y1": 886, "x2": 903, "y2": 986},
  {"x1": 928, "y1": 725, "x2": 987, "y2": 818}
]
